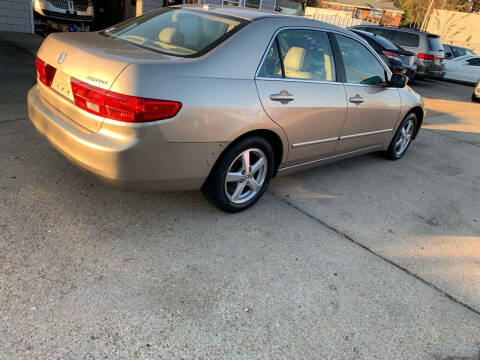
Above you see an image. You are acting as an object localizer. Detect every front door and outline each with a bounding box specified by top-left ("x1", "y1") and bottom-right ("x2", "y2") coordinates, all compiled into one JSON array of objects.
[
  {"x1": 333, "y1": 34, "x2": 401, "y2": 154},
  {"x1": 255, "y1": 28, "x2": 347, "y2": 167}
]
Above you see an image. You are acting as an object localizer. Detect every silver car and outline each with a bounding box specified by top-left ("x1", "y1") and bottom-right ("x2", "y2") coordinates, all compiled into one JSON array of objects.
[{"x1": 28, "y1": 5, "x2": 425, "y2": 212}]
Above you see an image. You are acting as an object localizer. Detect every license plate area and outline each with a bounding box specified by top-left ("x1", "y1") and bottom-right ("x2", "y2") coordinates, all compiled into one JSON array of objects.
[{"x1": 52, "y1": 70, "x2": 74, "y2": 102}]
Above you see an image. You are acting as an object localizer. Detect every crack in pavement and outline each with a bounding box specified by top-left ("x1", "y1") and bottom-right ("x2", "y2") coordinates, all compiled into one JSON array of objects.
[
  {"x1": 270, "y1": 191, "x2": 480, "y2": 318},
  {"x1": 0, "y1": 118, "x2": 28, "y2": 125}
]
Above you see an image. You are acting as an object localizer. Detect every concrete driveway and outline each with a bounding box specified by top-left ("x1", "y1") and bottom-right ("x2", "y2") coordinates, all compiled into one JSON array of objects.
[{"x1": 1, "y1": 33, "x2": 479, "y2": 359}]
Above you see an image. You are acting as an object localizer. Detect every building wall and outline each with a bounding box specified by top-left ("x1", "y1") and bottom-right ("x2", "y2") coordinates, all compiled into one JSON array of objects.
[
  {"x1": 136, "y1": 0, "x2": 165, "y2": 16},
  {"x1": 0, "y1": 0, "x2": 33, "y2": 33},
  {"x1": 320, "y1": 3, "x2": 402, "y2": 26},
  {"x1": 426, "y1": 9, "x2": 480, "y2": 54}
]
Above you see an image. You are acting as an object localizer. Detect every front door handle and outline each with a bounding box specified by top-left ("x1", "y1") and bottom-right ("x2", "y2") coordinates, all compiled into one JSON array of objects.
[
  {"x1": 349, "y1": 95, "x2": 364, "y2": 104},
  {"x1": 270, "y1": 90, "x2": 295, "y2": 102}
]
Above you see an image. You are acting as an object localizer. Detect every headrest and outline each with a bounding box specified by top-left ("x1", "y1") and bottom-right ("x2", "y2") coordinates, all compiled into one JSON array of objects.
[
  {"x1": 158, "y1": 27, "x2": 185, "y2": 46},
  {"x1": 283, "y1": 47, "x2": 312, "y2": 72}
]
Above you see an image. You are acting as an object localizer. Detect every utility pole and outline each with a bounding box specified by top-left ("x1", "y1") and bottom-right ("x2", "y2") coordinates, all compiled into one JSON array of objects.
[{"x1": 420, "y1": 0, "x2": 435, "y2": 31}]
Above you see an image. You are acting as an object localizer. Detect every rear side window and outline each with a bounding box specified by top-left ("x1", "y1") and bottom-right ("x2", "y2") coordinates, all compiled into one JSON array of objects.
[
  {"x1": 101, "y1": 8, "x2": 247, "y2": 57},
  {"x1": 392, "y1": 31, "x2": 419, "y2": 47},
  {"x1": 427, "y1": 36, "x2": 443, "y2": 51},
  {"x1": 258, "y1": 29, "x2": 336, "y2": 82}
]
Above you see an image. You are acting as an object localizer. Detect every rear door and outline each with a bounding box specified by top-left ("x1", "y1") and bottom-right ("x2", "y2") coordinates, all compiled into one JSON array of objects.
[
  {"x1": 463, "y1": 57, "x2": 480, "y2": 83},
  {"x1": 333, "y1": 33, "x2": 401, "y2": 154},
  {"x1": 255, "y1": 28, "x2": 347, "y2": 166}
]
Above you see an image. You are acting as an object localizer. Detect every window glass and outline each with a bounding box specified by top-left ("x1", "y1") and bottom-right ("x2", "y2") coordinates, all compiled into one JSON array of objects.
[
  {"x1": 467, "y1": 58, "x2": 480, "y2": 66},
  {"x1": 275, "y1": 29, "x2": 336, "y2": 81},
  {"x1": 335, "y1": 34, "x2": 387, "y2": 85},
  {"x1": 101, "y1": 8, "x2": 246, "y2": 57},
  {"x1": 356, "y1": 31, "x2": 399, "y2": 51},
  {"x1": 375, "y1": 28, "x2": 395, "y2": 40},
  {"x1": 257, "y1": 41, "x2": 282, "y2": 78},
  {"x1": 427, "y1": 36, "x2": 443, "y2": 51},
  {"x1": 392, "y1": 31, "x2": 419, "y2": 47}
]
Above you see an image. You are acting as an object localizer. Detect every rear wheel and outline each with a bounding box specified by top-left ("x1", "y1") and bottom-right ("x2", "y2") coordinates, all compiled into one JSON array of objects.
[
  {"x1": 202, "y1": 137, "x2": 274, "y2": 213},
  {"x1": 383, "y1": 113, "x2": 417, "y2": 160}
]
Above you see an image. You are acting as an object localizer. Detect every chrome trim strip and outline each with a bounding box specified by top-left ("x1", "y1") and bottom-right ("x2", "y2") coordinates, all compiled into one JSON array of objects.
[
  {"x1": 339, "y1": 129, "x2": 393, "y2": 140},
  {"x1": 256, "y1": 76, "x2": 343, "y2": 86},
  {"x1": 292, "y1": 137, "x2": 339, "y2": 148},
  {"x1": 278, "y1": 145, "x2": 383, "y2": 172}
]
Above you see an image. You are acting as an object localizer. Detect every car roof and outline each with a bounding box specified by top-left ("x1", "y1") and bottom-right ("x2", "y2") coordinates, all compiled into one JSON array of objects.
[
  {"x1": 177, "y1": 4, "x2": 291, "y2": 21},
  {"x1": 176, "y1": 4, "x2": 354, "y2": 34},
  {"x1": 353, "y1": 25, "x2": 439, "y2": 37}
]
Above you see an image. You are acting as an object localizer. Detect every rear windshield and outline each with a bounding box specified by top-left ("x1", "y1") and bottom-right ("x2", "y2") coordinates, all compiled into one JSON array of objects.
[
  {"x1": 101, "y1": 8, "x2": 248, "y2": 57},
  {"x1": 370, "y1": 34, "x2": 399, "y2": 51},
  {"x1": 427, "y1": 36, "x2": 443, "y2": 51},
  {"x1": 392, "y1": 31, "x2": 419, "y2": 48}
]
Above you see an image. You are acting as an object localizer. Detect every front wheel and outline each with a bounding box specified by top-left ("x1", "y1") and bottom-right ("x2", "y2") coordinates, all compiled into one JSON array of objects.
[
  {"x1": 202, "y1": 137, "x2": 274, "y2": 213},
  {"x1": 383, "y1": 113, "x2": 417, "y2": 160}
]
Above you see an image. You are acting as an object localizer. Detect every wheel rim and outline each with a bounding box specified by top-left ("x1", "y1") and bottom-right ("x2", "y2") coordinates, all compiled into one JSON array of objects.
[
  {"x1": 224, "y1": 148, "x2": 267, "y2": 204},
  {"x1": 394, "y1": 119, "x2": 415, "y2": 156}
]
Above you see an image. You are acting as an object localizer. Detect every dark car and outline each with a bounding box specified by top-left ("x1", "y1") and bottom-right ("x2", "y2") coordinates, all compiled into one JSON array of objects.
[
  {"x1": 351, "y1": 25, "x2": 445, "y2": 79},
  {"x1": 350, "y1": 29, "x2": 417, "y2": 80},
  {"x1": 444, "y1": 44, "x2": 476, "y2": 59}
]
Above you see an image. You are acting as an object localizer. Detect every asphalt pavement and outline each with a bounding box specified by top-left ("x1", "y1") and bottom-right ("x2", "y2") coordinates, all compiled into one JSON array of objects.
[{"x1": 1, "y1": 32, "x2": 479, "y2": 359}]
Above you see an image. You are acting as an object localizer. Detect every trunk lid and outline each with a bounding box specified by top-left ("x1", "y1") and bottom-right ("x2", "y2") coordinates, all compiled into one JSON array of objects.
[{"x1": 36, "y1": 32, "x2": 177, "y2": 132}]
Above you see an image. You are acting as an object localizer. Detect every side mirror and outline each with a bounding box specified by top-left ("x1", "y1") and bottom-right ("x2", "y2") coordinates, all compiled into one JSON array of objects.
[{"x1": 389, "y1": 73, "x2": 408, "y2": 88}]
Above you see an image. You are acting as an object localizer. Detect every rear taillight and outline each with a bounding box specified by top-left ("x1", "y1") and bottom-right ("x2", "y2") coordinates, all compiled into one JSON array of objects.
[
  {"x1": 70, "y1": 77, "x2": 182, "y2": 123},
  {"x1": 417, "y1": 53, "x2": 436, "y2": 62},
  {"x1": 383, "y1": 51, "x2": 401, "y2": 60},
  {"x1": 35, "y1": 56, "x2": 57, "y2": 87}
]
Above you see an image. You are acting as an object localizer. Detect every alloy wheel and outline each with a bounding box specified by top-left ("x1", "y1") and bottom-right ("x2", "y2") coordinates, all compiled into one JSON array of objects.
[
  {"x1": 224, "y1": 148, "x2": 267, "y2": 204},
  {"x1": 394, "y1": 119, "x2": 415, "y2": 156}
]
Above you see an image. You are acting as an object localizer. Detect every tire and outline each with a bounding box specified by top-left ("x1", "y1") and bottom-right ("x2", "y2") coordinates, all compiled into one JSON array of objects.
[
  {"x1": 383, "y1": 113, "x2": 417, "y2": 160},
  {"x1": 202, "y1": 136, "x2": 274, "y2": 213}
]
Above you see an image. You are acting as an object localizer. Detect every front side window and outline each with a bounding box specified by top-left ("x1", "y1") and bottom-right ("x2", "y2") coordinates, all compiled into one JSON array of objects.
[
  {"x1": 101, "y1": 8, "x2": 247, "y2": 57},
  {"x1": 335, "y1": 34, "x2": 387, "y2": 86},
  {"x1": 258, "y1": 29, "x2": 336, "y2": 82}
]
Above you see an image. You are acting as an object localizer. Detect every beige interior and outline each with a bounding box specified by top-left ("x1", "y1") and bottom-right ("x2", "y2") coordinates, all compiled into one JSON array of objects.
[
  {"x1": 283, "y1": 46, "x2": 313, "y2": 79},
  {"x1": 158, "y1": 27, "x2": 185, "y2": 47}
]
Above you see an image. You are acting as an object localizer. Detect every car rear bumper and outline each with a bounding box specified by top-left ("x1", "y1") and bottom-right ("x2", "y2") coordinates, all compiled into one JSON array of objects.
[
  {"x1": 415, "y1": 61, "x2": 445, "y2": 78},
  {"x1": 28, "y1": 86, "x2": 226, "y2": 191}
]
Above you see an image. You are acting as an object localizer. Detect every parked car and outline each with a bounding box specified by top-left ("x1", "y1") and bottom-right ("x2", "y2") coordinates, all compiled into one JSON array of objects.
[
  {"x1": 443, "y1": 44, "x2": 476, "y2": 59},
  {"x1": 444, "y1": 55, "x2": 480, "y2": 84},
  {"x1": 32, "y1": 0, "x2": 94, "y2": 22},
  {"x1": 28, "y1": 5, "x2": 425, "y2": 212},
  {"x1": 351, "y1": 25, "x2": 445, "y2": 79},
  {"x1": 350, "y1": 29, "x2": 417, "y2": 80},
  {"x1": 473, "y1": 80, "x2": 480, "y2": 102}
]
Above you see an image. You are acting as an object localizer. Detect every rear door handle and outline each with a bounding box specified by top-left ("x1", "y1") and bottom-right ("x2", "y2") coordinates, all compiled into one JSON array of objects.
[
  {"x1": 349, "y1": 95, "x2": 364, "y2": 104},
  {"x1": 270, "y1": 91, "x2": 295, "y2": 102}
]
